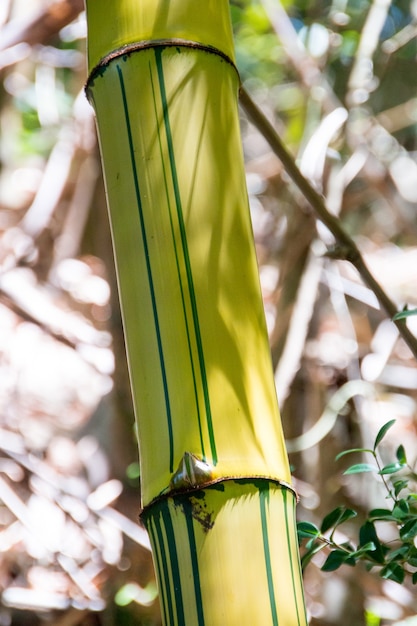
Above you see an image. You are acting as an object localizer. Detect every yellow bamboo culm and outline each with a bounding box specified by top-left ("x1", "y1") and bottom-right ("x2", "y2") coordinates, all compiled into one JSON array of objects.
[{"x1": 85, "y1": 1, "x2": 308, "y2": 624}]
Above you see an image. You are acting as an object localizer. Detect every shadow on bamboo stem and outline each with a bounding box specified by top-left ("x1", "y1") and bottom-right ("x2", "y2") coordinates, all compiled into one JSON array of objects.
[{"x1": 239, "y1": 86, "x2": 417, "y2": 362}]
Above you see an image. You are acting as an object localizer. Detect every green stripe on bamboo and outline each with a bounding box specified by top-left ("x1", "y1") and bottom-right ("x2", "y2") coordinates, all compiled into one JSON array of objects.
[
  {"x1": 116, "y1": 62, "x2": 175, "y2": 471},
  {"x1": 148, "y1": 63, "x2": 207, "y2": 461},
  {"x1": 153, "y1": 48, "x2": 217, "y2": 464},
  {"x1": 151, "y1": 515, "x2": 173, "y2": 626},
  {"x1": 260, "y1": 484, "x2": 279, "y2": 626}
]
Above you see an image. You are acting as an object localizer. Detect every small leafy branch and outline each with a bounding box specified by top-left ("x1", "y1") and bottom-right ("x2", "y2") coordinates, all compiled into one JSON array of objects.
[{"x1": 297, "y1": 420, "x2": 417, "y2": 585}]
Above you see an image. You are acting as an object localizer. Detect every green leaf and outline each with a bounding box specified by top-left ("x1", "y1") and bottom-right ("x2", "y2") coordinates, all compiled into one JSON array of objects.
[
  {"x1": 393, "y1": 479, "x2": 409, "y2": 497},
  {"x1": 406, "y1": 546, "x2": 417, "y2": 567},
  {"x1": 306, "y1": 537, "x2": 319, "y2": 550},
  {"x1": 380, "y1": 562, "x2": 405, "y2": 584},
  {"x1": 396, "y1": 444, "x2": 407, "y2": 464},
  {"x1": 320, "y1": 507, "x2": 343, "y2": 533},
  {"x1": 399, "y1": 518, "x2": 417, "y2": 541},
  {"x1": 374, "y1": 419, "x2": 396, "y2": 449},
  {"x1": 321, "y1": 549, "x2": 355, "y2": 572},
  {"x1": 359, "y1": 521, "x2": 385, "y2": 564},
  {"x1": 297, "y1": 521, "x2": 320, "y2": 539},
  {"x1": 368, "y1": 508, "x2": 396, "y2": 521},
  {"x1": 386, "y1": 545, "x2": 409, "y2": 562},
  {"x1": 393, "y1": 499, "x2": 410, "y2": 519},
  {"x1": 320, "y1": 507, "x2": 357, "y2": 533},
  {"x1": 335, "y1": 448, "x2": 373, "y2": 461},
  {"x1": 379, "y1": 462, "x2": 405, "y2": 475},
  {"x1": 300, "y1": 542, "x2": 325, "y2": 571},
  {"x1": 393, "y1": 308, "x2": 417, "y2": 321},
  {"x1": 355, "y1": 541, "x2": 376, "y2": 555},
  {"x1": 338, "y1": 508, "x2": 358, "y2": 524},
  {"x1": 344, "y1": 463, "x2": 378, "y2": 475},
  {"x1": 359, "y1": 521, "x2": 376, "y2": 548},
  {"x1": 397, "y1": 498, "x2": 410, "y2": 513}
]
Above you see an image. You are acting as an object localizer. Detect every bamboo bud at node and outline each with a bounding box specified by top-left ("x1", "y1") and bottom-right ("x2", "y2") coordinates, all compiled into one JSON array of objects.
[{"x1": 169, "y1": 452, "x2": 213, "y2": 491}]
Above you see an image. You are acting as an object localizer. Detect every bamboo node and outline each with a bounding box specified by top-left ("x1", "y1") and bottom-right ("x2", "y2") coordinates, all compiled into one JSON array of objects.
[
  {"x1": 85, "y1": 38, "x2": 240, "y2": 98},
  {"x1": 151, "y1": 453, "x2": 299, "y2": 503}
]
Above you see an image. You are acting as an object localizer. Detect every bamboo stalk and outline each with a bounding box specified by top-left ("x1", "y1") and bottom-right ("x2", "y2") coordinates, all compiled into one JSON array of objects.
[{"x1": 85, "y1": 2, "x2": 307, "y2": 624}]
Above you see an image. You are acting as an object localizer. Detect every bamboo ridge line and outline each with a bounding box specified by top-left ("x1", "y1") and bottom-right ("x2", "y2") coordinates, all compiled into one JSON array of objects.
[
  {"x1": 85, "y1": 37, "x2": 238, "y2": 92},
  {"x1": 239, "y1": 87, "x2": 417, "y2": 361}
]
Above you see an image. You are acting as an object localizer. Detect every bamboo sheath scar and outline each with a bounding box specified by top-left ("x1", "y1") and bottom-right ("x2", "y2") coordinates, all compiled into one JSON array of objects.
[{"x1": 85, "y1": 1, "x2": 307, "y2": 624}]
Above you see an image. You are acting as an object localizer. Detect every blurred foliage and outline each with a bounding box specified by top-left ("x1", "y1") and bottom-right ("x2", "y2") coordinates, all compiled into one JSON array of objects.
[{"x1": 1, "y1": 0, "x2": 417, "y2": 625}]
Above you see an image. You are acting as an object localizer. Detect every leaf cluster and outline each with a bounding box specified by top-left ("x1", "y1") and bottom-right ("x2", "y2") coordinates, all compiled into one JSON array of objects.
[{"x1": 297, "y1": 420, "x2": 417, "y2": 585}]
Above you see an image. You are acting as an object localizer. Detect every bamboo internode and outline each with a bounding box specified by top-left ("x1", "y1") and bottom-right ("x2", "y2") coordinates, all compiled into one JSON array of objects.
[{"x1": 85, "y1": 1, "x2": 307, "y2": 623}]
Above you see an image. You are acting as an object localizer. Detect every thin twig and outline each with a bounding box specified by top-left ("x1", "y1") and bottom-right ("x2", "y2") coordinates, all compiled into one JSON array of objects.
[{"x1": 239, "y1": 86, "x2": 417, "y2": 361}]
